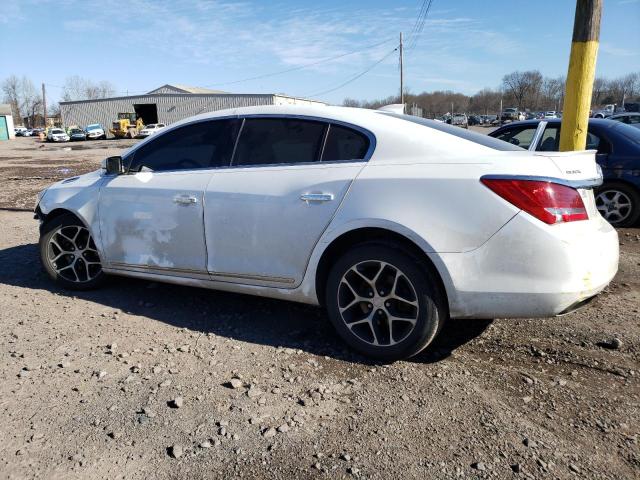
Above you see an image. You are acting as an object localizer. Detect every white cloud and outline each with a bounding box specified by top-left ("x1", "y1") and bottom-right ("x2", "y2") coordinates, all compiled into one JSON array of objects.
[{"x1": 600, "y1": 43, "x2": 638, "y2": 57}]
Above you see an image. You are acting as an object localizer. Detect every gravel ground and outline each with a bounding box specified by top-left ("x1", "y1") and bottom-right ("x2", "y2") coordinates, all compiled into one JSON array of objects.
[{"x1": 0, "y1": 136, "x2": 639, "y2": 479}]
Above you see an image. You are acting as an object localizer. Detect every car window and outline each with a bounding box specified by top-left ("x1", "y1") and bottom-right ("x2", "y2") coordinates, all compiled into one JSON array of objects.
[
  {"x1": 494, "y1": 127, "x2": 536, "y2": 149},
  {"x1": 233, "y1": 118, "x2": 326, "y2": 166},
  {"x1": 128, "y1": 119, "x2": 239, "y2": 172},
  {"x1": 628, "y1": 116, "x2": 640, "y2": 125},
  {"x1": 537, "y1": 126, "x2": 560, "y2": 151},
  {"x1": 322, "y1": 124, "x2": 369, "y2": 161}
]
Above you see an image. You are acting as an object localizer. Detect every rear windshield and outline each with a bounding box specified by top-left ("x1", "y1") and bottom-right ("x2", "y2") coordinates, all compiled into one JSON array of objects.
[{"x1": 381, "y1": 112, "x2": 524, "y2": 151}]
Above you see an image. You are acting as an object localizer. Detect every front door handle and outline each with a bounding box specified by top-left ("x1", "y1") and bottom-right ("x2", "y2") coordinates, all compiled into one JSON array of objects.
[
  {"x1": 173, "y1": 194, "x2": 198, "y2": 205},
  {"x1": 300, "y1": 193, "x2": 334, "y2": 203}
]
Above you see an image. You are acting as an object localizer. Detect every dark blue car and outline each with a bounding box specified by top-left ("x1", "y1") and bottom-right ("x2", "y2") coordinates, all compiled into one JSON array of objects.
[{"x1": 489, "y1": 119, "x2": 640, "y2": 227}]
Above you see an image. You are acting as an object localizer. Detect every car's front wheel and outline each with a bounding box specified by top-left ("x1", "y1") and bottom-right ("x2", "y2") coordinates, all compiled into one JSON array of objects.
[
  {"x1": 595, "y1": 182, "x2": 640, "y2": 227},
  {"x1": 325, "y1": 243, "x2": 447, "y2": 361},
  {"x1": 39, "y1": 214, "x2": 105, "y2": 290}
]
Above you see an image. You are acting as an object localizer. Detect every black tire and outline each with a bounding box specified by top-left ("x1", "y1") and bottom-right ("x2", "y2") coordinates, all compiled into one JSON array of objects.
[
  {"x1": 325, "y1": 242, "x2": 447, "y2": 361},
  {"x1": 595, "y1": 182, "x2": 640, "y2": 228},
  {"x1": 39, "y1": 213, "x2": 106, "y2": 290}
]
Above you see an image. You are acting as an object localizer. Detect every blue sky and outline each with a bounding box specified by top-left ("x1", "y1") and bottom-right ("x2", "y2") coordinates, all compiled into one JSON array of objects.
[{"x1": 1, "y1": 0, "x2": 638, "y2": 104}]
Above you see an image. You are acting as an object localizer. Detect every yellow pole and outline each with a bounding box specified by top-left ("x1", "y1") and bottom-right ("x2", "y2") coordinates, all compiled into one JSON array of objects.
[{"x1": 559, "y1": 0, "x2": 602, "y2": 151}]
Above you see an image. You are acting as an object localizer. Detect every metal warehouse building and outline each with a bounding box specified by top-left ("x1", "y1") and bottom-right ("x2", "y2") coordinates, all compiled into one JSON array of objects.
[{"x1": 59, "y1": 84, "x2": 325, "y2": 137}]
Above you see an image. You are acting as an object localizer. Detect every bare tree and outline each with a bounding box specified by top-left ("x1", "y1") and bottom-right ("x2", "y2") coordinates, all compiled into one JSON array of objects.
[
  {"x1": 62, "y1": 76, "x2": 117, "y2": 101},
  {"x1": 1, "y1": 75, "x2": 42, "y2": 126},
  {"x1": 2, "y1": 75, "x2": 22, "y2": 120},
  {"x1": 501, "y1": 70, "x2": 543, "y2": 110},
  {"x1": 541, "y1": 77, "x2": 565, "y2": 111},
  {"x1": 470, "y1": 88, "x2": 501, "y2": 115},
  {"x1": 591, "y1": 77, "x2": 608, "y2": 106}
]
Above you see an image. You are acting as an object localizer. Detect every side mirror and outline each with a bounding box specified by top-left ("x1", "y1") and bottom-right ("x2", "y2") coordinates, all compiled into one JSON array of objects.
[{"x1": 102, "y1": 156, "x2": 123, "y2": 175}]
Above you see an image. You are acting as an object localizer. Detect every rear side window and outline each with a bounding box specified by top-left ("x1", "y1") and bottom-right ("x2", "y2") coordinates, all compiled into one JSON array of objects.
[
  {"x1": 128, "y1": 119, "x2": 239, "y2": 172},
  {"x1": 493, "y1": 127, "x2": 536, "y2": 149},
  {"x1": 537, "y1": 126, "x2": 560, "y2": 151},
  {"x1": 322, "y1": 124, "x2": 369, "y2": 161},
  {"x1": 234, "y1": 118, "x2": 326, "y2": 166}
]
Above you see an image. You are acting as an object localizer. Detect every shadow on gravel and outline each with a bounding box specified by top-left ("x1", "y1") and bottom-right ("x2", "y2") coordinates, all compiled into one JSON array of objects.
[{"x1": 0, "y1": 242, "x2": 491, "y2": 365}]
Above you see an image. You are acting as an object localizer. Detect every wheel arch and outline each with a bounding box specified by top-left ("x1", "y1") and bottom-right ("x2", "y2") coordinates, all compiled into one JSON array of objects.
[
  {"x1": 38, "y1": 208, "x2": 87, "y2": 232},
  {"x1": 314, "y1": 226, "x2": 451, "y2": 310}
]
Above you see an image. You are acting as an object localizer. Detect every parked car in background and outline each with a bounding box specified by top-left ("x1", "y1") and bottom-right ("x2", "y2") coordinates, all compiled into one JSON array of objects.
[
  {"x1": 543, "y1": 111, "x2": 558, "y2": 119},
  {"x1": 608, "y1": 112, "x2": 640, "y2": 129},
  {"x1": 47, "y1": 128, "x2": 70, "y2": 142},
  {"x1": 489, "y1": 118, "x2": 640, "y2": 227},
  {"x1": 85, "y1": 124, "x2": 106, "y2": 140},
  {"x1": 69, "y1": 128, "x2": 87, "y2": 141},
  {"x1": 136, "y1": 123, "x2": 166, "y2": 138},
  {"x1": 35, "y1": 105, "x2": 618, "y2": 361},
  {"x1": 501, "y1": 108, "x2": 525, "y2": 122},
  {"x1": 467, "y1": 115, "x2": 481, "y2": 126},
  {"x1": 32, "y1": 128, "x2": 45, "y2": 137},
  {"x1": 592, "y1": 104, "x2": 619, "y2": 118},
  {"x1": 451, "y1": 113, "x2": 468, "y2": 128},
  {"x1": 14, "y1": 127, "x2": 28, "y2": 136}
]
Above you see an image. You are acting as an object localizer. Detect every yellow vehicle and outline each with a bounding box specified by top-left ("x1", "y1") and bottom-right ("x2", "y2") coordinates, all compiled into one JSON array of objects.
[{"x1": 109, "y1": 113, "x2": 144, "y2": 139}]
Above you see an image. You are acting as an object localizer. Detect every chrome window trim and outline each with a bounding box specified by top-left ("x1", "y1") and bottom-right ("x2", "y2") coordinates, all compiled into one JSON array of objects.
[
  {"x1": 481, "y1": 174, "x2": 603, "y2": 189},
  {"x1": 528, "y1": 120, "x2": 548, "y2": 151}
]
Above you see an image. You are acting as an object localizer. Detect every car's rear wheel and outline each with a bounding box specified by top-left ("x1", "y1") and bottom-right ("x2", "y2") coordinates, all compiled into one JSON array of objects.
[
  {"x1": 595, "y1": 182, "x2": 640, "y2": 227},
  {"x1": 325, "y1": 243, "x2": 447, "y2": 361},
  {"x1": 39, "y1": 214, "x2": 105, "y2": 290}
]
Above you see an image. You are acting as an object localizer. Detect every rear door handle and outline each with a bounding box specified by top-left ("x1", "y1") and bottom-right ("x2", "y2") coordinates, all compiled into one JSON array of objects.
[
  {"x1": 300, "y1": 193, "x2": 334, "y2": 203},
  {"x1": 173, "y1": 194, "x2": 198, "y2": 205}
]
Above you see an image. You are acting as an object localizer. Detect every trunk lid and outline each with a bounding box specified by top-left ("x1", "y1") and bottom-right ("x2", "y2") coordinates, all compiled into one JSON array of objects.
[{"x1": 534, "y1": 150, "x2": 602, "y2": 185}]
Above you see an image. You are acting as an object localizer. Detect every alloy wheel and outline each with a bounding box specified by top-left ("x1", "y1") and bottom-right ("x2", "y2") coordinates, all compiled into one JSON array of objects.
[
  {"x1": 596, "y1": 189, "x2": 632, "y2": 224},
  {"x1": 337, "y1": 260, "x2": 419, "y2": 347},
  {"x1": 46, "y1": 225, "x2": 102, "y2": 283}
]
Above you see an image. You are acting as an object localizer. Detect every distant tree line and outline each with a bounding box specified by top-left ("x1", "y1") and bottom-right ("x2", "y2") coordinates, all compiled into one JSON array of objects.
[
  {"x1": 1, "y1": 75, "x2": 116, "y2": 126},
  {"x1": 344, "y1": 70, "x2": 640, "y2": 118}
]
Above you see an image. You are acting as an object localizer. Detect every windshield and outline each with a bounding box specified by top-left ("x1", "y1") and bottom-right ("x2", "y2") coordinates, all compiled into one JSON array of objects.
[
  {"x1": 86, "y1": 125, "x2": 101, "y2": 131},
  {"x1": 71, "y1": 129, "x2": 83, "y2": 134},
  {"x1": 145, "y1": 124, "x2": 156, "y2": 129},
  {"x1": 381, "y1": 112, "x2": 524, "y2": 151},
  {"x1": 51, "y1": 129, "x2": 64, "y2": 134}
]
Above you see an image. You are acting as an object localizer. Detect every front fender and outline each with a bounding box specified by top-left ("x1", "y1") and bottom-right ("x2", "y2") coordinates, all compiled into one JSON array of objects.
[{"x1": 37, "y1": 170, "x2": 105, "y2": 252}]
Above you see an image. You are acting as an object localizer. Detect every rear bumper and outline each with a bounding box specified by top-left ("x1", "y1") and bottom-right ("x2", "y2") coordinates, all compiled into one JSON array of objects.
[{"x1": 440, "y1": 212, "x2": 619, "y2": 319}]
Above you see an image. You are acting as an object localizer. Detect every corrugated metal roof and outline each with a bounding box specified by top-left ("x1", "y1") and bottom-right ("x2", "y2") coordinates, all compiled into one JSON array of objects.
[{"x1": 146, "y1": 84, "x2": 227, "y2": 94}]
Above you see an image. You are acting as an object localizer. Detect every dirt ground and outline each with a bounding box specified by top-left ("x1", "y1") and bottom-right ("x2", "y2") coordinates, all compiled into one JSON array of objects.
[{"x1": 0, "y1": 136, "x2": 639, "y2": 479}]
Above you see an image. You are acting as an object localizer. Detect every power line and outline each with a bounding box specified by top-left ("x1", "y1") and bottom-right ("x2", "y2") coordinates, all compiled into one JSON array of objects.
[
  {"x1": 304, "y1": 46, "x2": 399, "y2": 98},
  {"x1": 406, "y1": 0, "x2": 434, "y2": 52},
  {"x1": 202, "y1": 37, "x2": 396, "y2": 88},
  {"x1": 406, "y1": 0, "x2": 429, "y2": 45}
]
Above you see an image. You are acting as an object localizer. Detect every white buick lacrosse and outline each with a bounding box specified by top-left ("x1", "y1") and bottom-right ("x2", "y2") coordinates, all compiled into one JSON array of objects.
[{"x1": 35, "y1": 105, "x2": 619, "y2": 360}]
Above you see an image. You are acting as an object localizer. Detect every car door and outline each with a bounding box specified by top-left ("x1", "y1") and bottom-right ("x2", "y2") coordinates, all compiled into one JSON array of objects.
[
  {"x1": 99, "y1": 118, "x2": 239, "y2": 276},
  {"x1": 204, "y1": 117, "x2": 372, "y2": 287}
]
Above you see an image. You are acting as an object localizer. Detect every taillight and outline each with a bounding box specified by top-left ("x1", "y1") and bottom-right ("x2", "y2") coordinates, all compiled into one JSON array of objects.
[{"x1": 481, "y1": 178, "x2": 588, "y2": 224}]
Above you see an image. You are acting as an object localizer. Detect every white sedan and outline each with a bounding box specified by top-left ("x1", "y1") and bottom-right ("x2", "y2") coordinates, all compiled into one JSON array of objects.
[
  {"x1": 137, "y1": 123, "x2": 166, "y2": 138},
  {"x1": 34, "y1": 105, "x2": 619, "y2": 360}
]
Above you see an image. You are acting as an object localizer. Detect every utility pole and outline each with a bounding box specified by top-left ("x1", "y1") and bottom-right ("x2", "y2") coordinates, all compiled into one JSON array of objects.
[
  {"x1": 42, "y1": 83, "x2": 47, "y2": 128},
  {"x1": 559, "y1": 0, "x2": 602, "y2": 151},
  {"x1": 399, "y1": 32, "x2": 404, "y2": 110}
]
